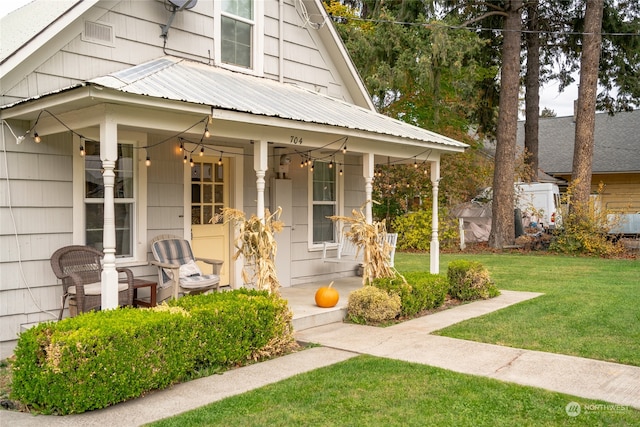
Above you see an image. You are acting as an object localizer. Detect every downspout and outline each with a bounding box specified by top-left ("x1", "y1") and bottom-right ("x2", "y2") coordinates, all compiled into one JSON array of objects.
[{"x1": 279, "y1": 0, "x2": 284, "y2": 83}]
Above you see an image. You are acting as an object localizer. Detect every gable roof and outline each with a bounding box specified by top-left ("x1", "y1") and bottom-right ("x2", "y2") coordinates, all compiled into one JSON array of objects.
[
  {"x1": 0, "y1": 0, "x2": 93, "y2": 65},
  {"x1": 1, "y1": 0, "x2": 374, "y2": 111},
  {"x1": 85, "y1": 57, "x2": 465, "y2": 149},
  {"x1": 517, "y1": 110, "x2": 640, "y2": 174}
]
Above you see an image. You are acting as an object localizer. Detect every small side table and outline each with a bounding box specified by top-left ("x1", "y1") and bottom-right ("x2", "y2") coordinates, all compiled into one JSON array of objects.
[{"x1": 132, "y1": 278, "x2": 157, "y2": 308}]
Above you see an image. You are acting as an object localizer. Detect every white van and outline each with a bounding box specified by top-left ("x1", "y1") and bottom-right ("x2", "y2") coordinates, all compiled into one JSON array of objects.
[{"x1": 515, "y1": 182, "x2": 561, "y2": 230}]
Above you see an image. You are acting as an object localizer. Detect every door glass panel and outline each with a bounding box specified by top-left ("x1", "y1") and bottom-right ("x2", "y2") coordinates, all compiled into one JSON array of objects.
[
  {"x1": 191, "y1": 206, "x2": 201, "y2": 225},
  {"x1": 193, "y1": 159, "x2": 224, "y2": 225},
  {"x1": 192, "y1": 184, "x2": 201, "y2": 203},
  {"x1": 203, "y1": 184, "x2": 213, "y2": 203},
  {"x1": 214, "y1": 184, "x2": 224, "y2": 203},
  {"x1": 203, "y1": 206, "x2": 213, "y2": 225}
]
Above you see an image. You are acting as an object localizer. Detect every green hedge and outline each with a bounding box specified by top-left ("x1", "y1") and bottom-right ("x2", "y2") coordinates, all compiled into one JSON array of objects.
[
  {"x1": 372, "y1": 272, "x2": 448, "y2": 317},
  {"x1": 11, "y1": 289, "x2": 294, "y2": 415},
  {"x1": 447, "y1": 260, "x2": 500, "y2": 301}
]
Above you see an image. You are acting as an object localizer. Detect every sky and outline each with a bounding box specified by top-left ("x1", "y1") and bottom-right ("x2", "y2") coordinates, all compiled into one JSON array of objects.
[{"x1": 2, "y1": 0, "x2": 579, "y2": 117}]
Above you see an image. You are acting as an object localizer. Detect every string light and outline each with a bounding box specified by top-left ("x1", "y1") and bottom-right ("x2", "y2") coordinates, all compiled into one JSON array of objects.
[
  {"x1": 200, "y1": 146, "x2": 205, "y2": 156},
  {"x1": 79, "y1": 143, "x2": 85, "y2": 156},
  {"x1": 329, "y1": 159, "x2": 333, "y2": 168},
  {"x1": 204, "y1": 126, "x2": 210, "y2": 138},
  {"x1": 342, "y1": 143, "x2": 347, "y2": 154},
  {"x1": 190, "y1": 157, "x2": 195, "y2": 167},
  {"x1": 414, "y1": 158, "x2": 418, "y2": 168},
  {"x1": 179, "y1": 141, "x2": 184, "y2": 152},
  {"x1": 145, "y1": 154, "x2": 151, "y2": 166},
  {"x1": 339, "y1": 168, "x2": 343, "y2": 176},
  {"x1": 33, "y1": 132, "x2": 41, "y2": 143},
  {"x1": 310, "y1": 161, "x2": 315, "y2": 172},
  {"x1": 183, "y1": 154, "x2": 188, "y2": 164},
  {"x1": 218, "y1": 153, "x2": 223, "y2": 166}
]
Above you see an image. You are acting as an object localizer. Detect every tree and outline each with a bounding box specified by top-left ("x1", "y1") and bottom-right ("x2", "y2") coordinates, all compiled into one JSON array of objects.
[
  {"x1": 571, "y1": 0, "x2": 604, "y2": 208},
  {"x1": 325, "y1": 0, "x2": 495, "y2": 214},
  {"x1": 540, "y1": 107, "x2": 557, "y2": 118},
  {"x1": 488, "y1": 0, "x2": 523, "y2": 249},
  {"x1": 523, "y1": 2, "x2": 540, "y2": 182}
]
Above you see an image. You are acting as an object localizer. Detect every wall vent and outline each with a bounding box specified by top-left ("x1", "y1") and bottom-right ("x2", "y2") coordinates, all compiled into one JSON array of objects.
[{"x1": 82, "y1": 21, "x2": 115, "y2": 46}]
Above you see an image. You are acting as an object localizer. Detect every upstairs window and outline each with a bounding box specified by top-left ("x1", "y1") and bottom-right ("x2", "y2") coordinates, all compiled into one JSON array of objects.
[
  {"x1": 221, "y1": 0, "x2": 254, "y2": 68},
  {"x1": 215, "y1": 0, "x2": 263, "y2": 74}
]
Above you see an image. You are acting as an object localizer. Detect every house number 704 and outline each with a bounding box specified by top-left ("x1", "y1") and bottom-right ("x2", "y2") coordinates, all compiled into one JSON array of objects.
[{"x1": 290, "y1": 136, "x2": 303, "y2": 145}]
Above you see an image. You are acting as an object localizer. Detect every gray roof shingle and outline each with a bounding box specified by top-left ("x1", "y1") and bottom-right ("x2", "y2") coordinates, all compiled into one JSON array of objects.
[{"x1": 517, "y1": 110, "x2": 640, "y2": 174}]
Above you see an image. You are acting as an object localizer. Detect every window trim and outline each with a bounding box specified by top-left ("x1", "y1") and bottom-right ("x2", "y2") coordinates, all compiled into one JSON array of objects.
[
  {"x1": 73, "y1": 131, "x2": 147, "y2": 265},
  {"x1": 213, "y1": 0, "x2": 264, "y2": 76},
  {"x1": 308, "y1": 157, "x2": 344, "y2": 250}
]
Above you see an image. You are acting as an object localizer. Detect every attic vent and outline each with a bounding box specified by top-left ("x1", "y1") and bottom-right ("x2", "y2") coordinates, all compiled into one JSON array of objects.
[{"x1": 82, "y1": 21, "x2": 114, "y2": 46}]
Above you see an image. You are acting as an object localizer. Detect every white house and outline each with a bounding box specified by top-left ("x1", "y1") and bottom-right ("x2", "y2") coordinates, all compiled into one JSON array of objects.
[{"x1": 0, "y1": 0, "x2": 467, "y2": 358}]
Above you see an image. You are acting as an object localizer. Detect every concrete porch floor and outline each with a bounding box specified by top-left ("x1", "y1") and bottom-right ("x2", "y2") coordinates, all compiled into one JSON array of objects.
[{"x1": 279, "y1": 276, "x2": 363, "y2": 331}]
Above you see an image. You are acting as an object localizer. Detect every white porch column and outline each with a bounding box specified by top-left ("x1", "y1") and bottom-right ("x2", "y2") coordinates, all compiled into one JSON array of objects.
[
  {"x1": 430, "y1": 160, "x2": 440, "y2": 274},
  {"x1": 100, "y1": 113, "x2": 119, "y2": 309},
  {"x1": 254, "y1": 140, "x2": 268, "y2": 221},
  {"x1": 363, "y1": 153, "x2": 374, "y2": 223}
]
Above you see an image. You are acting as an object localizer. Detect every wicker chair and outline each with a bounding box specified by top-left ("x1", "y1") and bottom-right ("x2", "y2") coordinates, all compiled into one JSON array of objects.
[
  {"x1": 50, "y1": 245, "x2": 134, "y2": 320},
  {"x1": 150, "y1": 234, "x2": 222, "y2": 302}
]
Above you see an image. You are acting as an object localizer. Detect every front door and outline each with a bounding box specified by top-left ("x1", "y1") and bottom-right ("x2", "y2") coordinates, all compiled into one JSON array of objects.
[{"x1": 190, "y1": 157, "x2": 230, "y2": 286}]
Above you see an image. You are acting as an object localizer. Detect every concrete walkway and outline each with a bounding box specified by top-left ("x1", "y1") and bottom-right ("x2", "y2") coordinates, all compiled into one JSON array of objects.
[{"x1": 2, "y1": 287, "x2": 639, "y2": 426}]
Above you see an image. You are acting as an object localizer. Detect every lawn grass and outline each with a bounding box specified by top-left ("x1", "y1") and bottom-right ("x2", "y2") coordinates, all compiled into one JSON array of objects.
[
  {"x1": 397, "y1": 252, "x2": 640, "y2": 366},
  {"x1": 150, "y1": 355, "x2": 639, "y2": 427}
]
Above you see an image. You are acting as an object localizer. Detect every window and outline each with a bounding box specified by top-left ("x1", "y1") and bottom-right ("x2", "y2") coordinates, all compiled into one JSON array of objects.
[
  {"x1": 215, "y1": 0, "x2": 263, "y2": 73},
  {"x1": 221, "y1": 0, "x2": 253, "y2": 68},
  {"x1": 84, "y1": 140, "x2": 135, "y2": 257},
  {"x1": 312, "y1": 162, "x2": 337, "y2": 244}
]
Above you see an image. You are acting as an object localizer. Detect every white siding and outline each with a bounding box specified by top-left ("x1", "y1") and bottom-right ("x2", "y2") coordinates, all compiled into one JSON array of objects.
[{"x1": 3, "y1": 0, "x2": 353, "y2": 107}]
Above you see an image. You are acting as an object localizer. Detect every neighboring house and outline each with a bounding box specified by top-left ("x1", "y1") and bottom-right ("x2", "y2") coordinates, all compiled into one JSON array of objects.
[
  {"x1": 517, "y1": 110, "x2": 640, "y2": 216},
  {"x1": 0, "y1": 0, "x2": 467, "y2": 357}
]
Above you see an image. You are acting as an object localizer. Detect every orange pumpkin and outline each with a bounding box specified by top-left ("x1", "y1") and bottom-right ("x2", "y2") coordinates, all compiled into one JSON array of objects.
[{"x1": 315, "y1": 281, "x2": 339, "y2": 308}]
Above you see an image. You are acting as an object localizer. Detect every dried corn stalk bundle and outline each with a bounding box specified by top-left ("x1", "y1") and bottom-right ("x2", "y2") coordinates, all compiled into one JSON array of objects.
[
  {"x1": 329, "y1": 205, "x2": 398, "y2": 285},
  {"x1": 222, "y1": 207, "x2": 284, "y2": 295}
]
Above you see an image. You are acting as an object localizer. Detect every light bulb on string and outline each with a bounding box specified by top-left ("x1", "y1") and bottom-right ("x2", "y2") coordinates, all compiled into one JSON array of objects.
[
  {"x1": 183, "y1": 154, "x2": 188, "y2": 164},
  {"x1": 79, "y1": 144, "x2": 85, "y2": 157},
  {"x1": 145, "y1": 155, "x2": 151, "y2": 167},
  {"x1": 342, "y1": 144, "x2": 347, "y2": 154},
  {"x1": 204, "y1": 127, "x2": 210, "y2": 138},
  {"x1": 218, "y1": 153, "x2": 223, "y2": 166},
  {"x1": 329, "y1": 159, "x2": 333, "y2": 169},
  {"x1": 310, "y1": 161, "x2": 315, "y2": 172},
  {"x1": 414, "y1": 158, "x2": 418, "y2": 168},
  {"x1": 33, "y1": 132, "x2": 41, "y2": 143},
  {"x1": 190, "y1": 157, "x2": 195, "y2": 167},
  {"x1": 200, "y1": 146, "x2": 205, "y2": 156},
  {"x1": 339, "y1": 168, "x2": 343, "y2": 176}
]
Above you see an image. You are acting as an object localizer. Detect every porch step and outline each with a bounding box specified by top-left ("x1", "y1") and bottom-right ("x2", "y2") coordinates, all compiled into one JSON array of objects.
[
  {"x1": 292, "y1": 305, "x2": 347, "y2": 331},
  {"x1": 280, "y1": 278, "x2": 362, "y2": 332}
]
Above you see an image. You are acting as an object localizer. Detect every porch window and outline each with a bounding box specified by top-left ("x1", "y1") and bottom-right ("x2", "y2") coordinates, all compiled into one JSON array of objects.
[
  {"x1": 312, "y1": 161, "x2": 336, "y2": 244},
  {"x1": 84, "y1": 140, "x2": 134, "y2": 257},
  {"x1": 221, "y1": 0, "x2": 254, "y2": 68}
]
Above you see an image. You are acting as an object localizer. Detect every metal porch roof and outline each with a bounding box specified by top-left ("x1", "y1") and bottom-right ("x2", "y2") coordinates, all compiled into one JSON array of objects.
[{"x1": 88, "y1": 57, "x2": 467, "y2": 150}]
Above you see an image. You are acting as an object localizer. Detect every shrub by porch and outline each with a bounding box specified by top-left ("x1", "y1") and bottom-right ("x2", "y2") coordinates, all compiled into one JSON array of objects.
[{"x1": 10, "y1": 289, "x2": 295, "y2": 415}]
